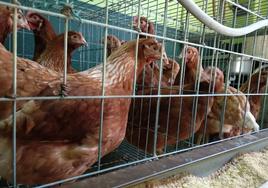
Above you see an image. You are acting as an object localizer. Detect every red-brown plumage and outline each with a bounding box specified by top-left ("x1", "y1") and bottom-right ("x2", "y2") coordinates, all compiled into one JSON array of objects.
[
  {"x1": 0, "y1": 5, "x2": 30, "y2": 44},
  {"x1": 196, "y1": 67, "x2": 256, "y2": 142},
  {"x1": 133, "y1": 16, "x2": 155, "y2": 38},
  {"x1": 26, "y1": 11, "x2": 57, "y2": 61},
  {"x1": 240, "y1": 70, "x2": 268, "y2": 120},
  {"x1": 104, "y1": 35, "x2": 123, "y2": 57},
  {"x1": 178, "y1": 47, "x2": 259, "y2": 142},
  {"x1": 132, "y1": 16, "x2": 179, "y2": 88},
  {"x1": 136, "y1": 58, "x2": 180, "y2": 91},
  {"x1": 162, "y1": 58, "x2": 180, "y2": 85},
  {"x1": 36, "y1": 31, "x2": 87, "y2": 73},
  {"x1": 127, "y1": 79, "x2": 219, "y2": 154},
  {"x1": 175, "y1": 46, "x2": 206, "y2": 86},
  {"x1": 0, "y1": 38, "x2": 166, "y2": 184},
  {"x1": 0, "y1": 43, "x2": 61, "y2": 121}
]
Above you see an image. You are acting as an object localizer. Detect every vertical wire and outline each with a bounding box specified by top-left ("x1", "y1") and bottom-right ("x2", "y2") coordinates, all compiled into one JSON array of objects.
[
  {"x1": 172, "y1": 4, "x2": 179, "y2": 60},
  {"x1": 163, "y1": 2, "x2": 180, "y2": 153},
  {"x1": 217, "y1": 0, "x2": 238, "y2": 141},
  {"x1": 175, "y1": 8, "x2": 190, "y2": 150},
  {"x1": 12, "y1": 4, "x2": 18, "y2": 187},
  {"x1": 128, "y1": 0, "x2": 138, "y2": 156},
  {"x1": 197, "y1": 0, "x2": 210, "y2": 145},
  {"x1": 123, "y1": 0, "x2": 127, "y2": 40},
  {"x1": 255, "y1": 0, "x2": 264, "y2": 96},
  {"x1": 79, "y1": 22, "x2": 83, "y2": 71},
  {"x1": 153, "y1": 0, "x2": 168, "y2": 156},
  {"x1": 136, "y1": 0, "x2": 151, "y2": 156},
  {"x1": 211, "y1": 1, "x2": 228, "y2": 138},
  {"x1": 217, "y1": 0, "x2": 229, "y2": 139},
  {"x1": 188, "y1": 0, "x2": 210, "y2": 146},
  {"x1": 240, "y1": 0, "x2": 258, "y2": 134},
  {"x1": 131, "y1": 0, "x2": 141, "y2": 157},
  {"x1": 259, "y1": 8, "x2": 268, "y2": 128},
  {"x1": 63, "y1": 0, "x2": 69, "y2": 88},
  {"x1": 138, "y1": 0, "x2": 151, "y2": 157},
  {"x1": 132, "y1": 0, "x2": 142, "y2": 96},
  {"x1": 236, "y1": 0, "x2": 256, "y2": 93},
  {"x1": 97, "y1": 0, "x2": 109, "y2": 171},
  {"x1": 260, "y1": 75, "x2": 268, "y2": 127},
  {"x1": 143, "y1": 0, "x2": 159, "y2": 156}
]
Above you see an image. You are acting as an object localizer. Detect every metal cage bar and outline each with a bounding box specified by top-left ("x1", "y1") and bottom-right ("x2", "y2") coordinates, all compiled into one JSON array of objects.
[{"x1": 0, "y1": 0, "x2": 268, "y2": 187}]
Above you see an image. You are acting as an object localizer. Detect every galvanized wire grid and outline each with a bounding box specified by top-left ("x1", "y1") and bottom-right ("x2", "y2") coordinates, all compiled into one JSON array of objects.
[{"x1": 0, "y1": 0, "x2": 268, "y2": 187}]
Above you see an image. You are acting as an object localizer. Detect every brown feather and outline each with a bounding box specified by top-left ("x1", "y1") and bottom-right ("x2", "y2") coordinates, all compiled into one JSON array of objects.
[
  {"x1": 0, "y1": 38, "x2": 166, "y2": 184},
  {"x1": 136, "y1": 58, "x2": 180, "y2": 92},
  {"x1": 26, "y1": 11, "x2": 57, "y2": 61},
  {"x1": 0, "y1": 5, "x2": 29, "y2": 44},
  {"x1": 240, "y1": 70, "x2": 268, "y2": 119},
  {"x1": 36, "y1": 31, "x2": 86, "y2": 73},
  {"x1": 105, "y1": 35, "x2": 122, "y2": 57},
  {"x1": 126, "y1": 80, "x2": 218, "y2": 154},
  {"x1": 180, "y1": 47, "x2": 257, "y2": 141},
  {"x1": 132, "y1": 16, "x2": 155, "y2": 38}
]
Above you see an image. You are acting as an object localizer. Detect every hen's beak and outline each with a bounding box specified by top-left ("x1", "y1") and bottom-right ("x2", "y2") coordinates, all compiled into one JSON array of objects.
[
  {"x1": 81, "y1": 36, "x2": 88, "y2": 47},
  {"x1": 20, "y1": 20, "x2": 31, "y2": 31}
]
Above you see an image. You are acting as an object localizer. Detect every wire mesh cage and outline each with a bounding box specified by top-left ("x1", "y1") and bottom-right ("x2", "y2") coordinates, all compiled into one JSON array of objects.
[{"x1": 0, "y1": 0, "x2": 268, "y2": 187}]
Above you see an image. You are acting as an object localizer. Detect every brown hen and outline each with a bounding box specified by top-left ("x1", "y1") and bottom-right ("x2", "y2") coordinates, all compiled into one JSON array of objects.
[
  {"x1": 136, "y1": 58, "x2": 180, "y2": 91},
  {"x1": 196, "y1": 67, "x2": 258, "y2": 143},
  {"x1": 127, "y1": 78, "x2": 220, "y2": 154},
  {"x1": 0, "y1": 43, "x2": 61, "y2": 120},
  {"x1": 0, "y1": 5, "x2": 30, "y2": 43},
  {"x1": 162, "y1": 58, "x2": 180, "y2": 85},
  {"x1": 179, "y1": 46, "x2": 260, "y2": 142},
  {"x1": 0, "y1": 38, "x2": 166, "y2": 184},
  {"x1": 132, "y1": 16, "x2": 179, "y2": 89},
  {"x1": 240, "y1": 70, "x2": 268, "y2": 120},
  {"x1": 132, "y1": 16, "x2": 155, "y2": 38},
  {"x1": 36, "y1": 31, "x2": 87, "y2": 73},
  {"x1": 174, "y1": 46, "x2": 206, "y2": 86},
  {"x1": 26, "y1": 11, "x2": 57, "y2": 61},
  {"x1": 104, "y1": 35, "x2": 123, "y2": 57}
]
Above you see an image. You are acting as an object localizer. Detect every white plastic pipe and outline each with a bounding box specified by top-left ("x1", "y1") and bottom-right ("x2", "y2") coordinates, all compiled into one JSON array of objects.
[{"x1": 178, "y1": 0, "x2": 268, "y2": 37}]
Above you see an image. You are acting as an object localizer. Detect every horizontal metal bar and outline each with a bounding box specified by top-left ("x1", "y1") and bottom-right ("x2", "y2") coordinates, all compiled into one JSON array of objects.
[
  {"x1": 35, "y1": 128, "x2": 267, "y2": 188},
  {"x1": 35, "y1": 155, "x2": 158, "y2": 188},
  {"x1": 117, "y1": 130, "x2": 268, "y2": 187},
  {"x1": 223, "y1": 0, "x2": 265, "y2": 20},
  {"x1": 61, "y1": 129, "x2": 268, "y2": 188},
  {"x1": 0, "y1": 92, "x2": 268, "y2": 102},
  {"x1": 1, "y1": 2, "x2": 268, "y2": 62}
]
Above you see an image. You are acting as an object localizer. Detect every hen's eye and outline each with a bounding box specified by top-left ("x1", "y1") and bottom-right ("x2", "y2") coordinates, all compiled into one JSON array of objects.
[
  {"x1": 18, "y1": 15, "x2": 22, "y2": 19},
  {"x1": 72, "y1": 35, "x2": 78, "y2": 39}
]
